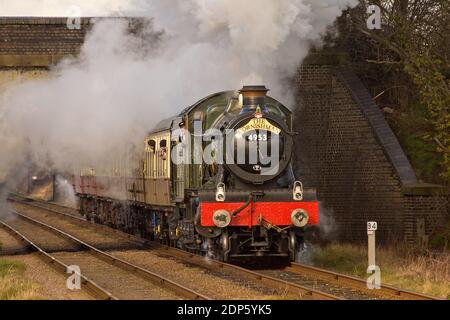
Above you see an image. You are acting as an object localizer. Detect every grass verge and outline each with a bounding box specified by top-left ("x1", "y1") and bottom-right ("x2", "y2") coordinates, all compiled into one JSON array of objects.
[
  {"x1": 0, "y1": 258, "x2": 42, "y2": 300},
  {"x1": 309, "y1": 243, "x2": 450, "y2": 299}
]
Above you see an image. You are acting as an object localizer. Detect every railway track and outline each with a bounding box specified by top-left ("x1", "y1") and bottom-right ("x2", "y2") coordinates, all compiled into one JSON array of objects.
[
  {"x1": 0, "y1": 209, "x2": 210, "y2": 300},
  {"x1": 148, "y1": 245, "x2": 440, "y2": 300},
  {"x1": 9, "y1": 194, "x2": 83, "y2": 219},
  {"x1": 285, "y1": 263, "x2": 439, "y2": 300},
  {"x1": 7, "y1": 194, "x2": 442, "y2": 300},
  {"x1": 9, "y1": 198, "x2": 149, "y2": 253},
  {"x1": 0, "y1": 218, "x2": 115, "y2": 300}
]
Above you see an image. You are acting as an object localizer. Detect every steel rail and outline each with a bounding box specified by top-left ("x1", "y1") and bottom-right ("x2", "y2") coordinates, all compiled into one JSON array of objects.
[
  {"x1": 8, "y1": 194, "x2": 148, "y2": 246},
  {"x1": 287, "y1": 263, "x2": 441, "y2": 300},
  {"x1": 0, "y1": 218, "x2": 116, "y2": 300},
  {"x1": 9, "y1": 193, "x2": 87, "y2": 222},
  {"x1": 8, "y1": 210, "x2": 211, "y2": 300},
  {"x1": 152, "y1": 245, "x2": 343, "y2": 300}
]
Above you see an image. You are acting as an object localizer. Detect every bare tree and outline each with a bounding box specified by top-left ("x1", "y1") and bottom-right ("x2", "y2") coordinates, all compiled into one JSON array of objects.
[{"x1": 333, "y1": 0, "x2": 449, "y2": 182}]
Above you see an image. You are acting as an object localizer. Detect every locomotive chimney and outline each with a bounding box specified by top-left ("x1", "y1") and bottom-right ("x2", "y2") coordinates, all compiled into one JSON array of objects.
[{"x1": 239, "y1": 85, "x2": 269, "y2": 114}]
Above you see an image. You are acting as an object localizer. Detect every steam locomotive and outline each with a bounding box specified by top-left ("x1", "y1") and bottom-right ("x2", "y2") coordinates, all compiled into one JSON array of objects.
[{"x1": 74, "y1": 86, "x2": 319, "y2": 262}]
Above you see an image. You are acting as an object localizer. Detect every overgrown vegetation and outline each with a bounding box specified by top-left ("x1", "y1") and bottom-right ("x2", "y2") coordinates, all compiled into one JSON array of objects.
[
  {"x1": 388, "y1": 103, "x2": 442, "y2": 180},
  {"x1": 311, "y1": 4, "x2": 449, "y2": 295},
  {"x1": 0, "y1": 259, "x2": 42, "y2": 300},
  {"x1": 430, "y1": 220, "x2": 450, "y2": 250},
  {"x1": 325, "y1": 0, "x2": 449, "y2": 184},
  {"x1": 310, "y1": 243, "x2": 450, "y2": 299}
]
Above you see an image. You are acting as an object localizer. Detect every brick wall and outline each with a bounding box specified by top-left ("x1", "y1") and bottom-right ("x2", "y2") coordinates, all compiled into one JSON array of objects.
[
  {"x1": 402, "y1": 186, "x2": 450, "y2": 246},
  {"x1": 0, "y1": 17, "x2": 91, "y2": 67},
  {"x1": 294, "y1": 65, "x2": 449, "y2": 245}
]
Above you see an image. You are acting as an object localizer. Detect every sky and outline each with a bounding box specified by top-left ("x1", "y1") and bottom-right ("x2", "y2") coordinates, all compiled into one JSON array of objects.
[{"x1": 0, "y1": 0, "x2": 149, "y2": 17}]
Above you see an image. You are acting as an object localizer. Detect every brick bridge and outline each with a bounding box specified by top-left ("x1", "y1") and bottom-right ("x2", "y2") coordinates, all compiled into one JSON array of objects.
[{"x1": 1, "y1": 17, "x2": 448, "y2": 245}]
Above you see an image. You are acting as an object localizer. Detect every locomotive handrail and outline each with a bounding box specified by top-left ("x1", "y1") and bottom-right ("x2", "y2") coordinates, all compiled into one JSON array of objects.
[
  {"x1": 231, "y1": 191, "x2": 265, "y2": 217},
  {"x1": 231, "y1": 194, "x2": 253, "y2": 217}
]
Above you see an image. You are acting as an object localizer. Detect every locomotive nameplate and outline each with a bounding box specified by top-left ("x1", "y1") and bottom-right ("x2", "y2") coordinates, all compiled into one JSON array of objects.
[{"x1": 236, "y1": 118, "x2": 281, "y2": 135}]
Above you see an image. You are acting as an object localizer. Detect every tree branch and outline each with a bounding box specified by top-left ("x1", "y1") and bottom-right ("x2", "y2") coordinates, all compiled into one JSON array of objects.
[{"x1": 366, "y1": 59, "x2": 402, "y2": 64}]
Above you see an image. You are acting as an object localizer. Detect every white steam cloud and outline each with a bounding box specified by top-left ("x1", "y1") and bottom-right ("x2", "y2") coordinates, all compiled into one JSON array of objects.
[{"x1": 0, "y1": 0, "x2": 357, "y2": 185}]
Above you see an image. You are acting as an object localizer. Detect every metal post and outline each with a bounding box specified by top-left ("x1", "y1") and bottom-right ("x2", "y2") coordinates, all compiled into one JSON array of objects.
[{"x1": 367, "y1": 221, "x2": 377, "y2": 267}]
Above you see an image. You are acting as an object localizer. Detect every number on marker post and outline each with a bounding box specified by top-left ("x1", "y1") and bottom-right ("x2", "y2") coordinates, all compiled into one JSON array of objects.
[{"x1": 367, "y1": 221, "x2": 377, "y2": 232}]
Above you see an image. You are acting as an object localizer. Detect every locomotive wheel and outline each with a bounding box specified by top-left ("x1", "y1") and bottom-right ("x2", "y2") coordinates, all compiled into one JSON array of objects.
[
  {"x1": 218, "y1": 232, "x2": 231, "y2": 262},
  {"x1": 160, "y1": 232, "x2": 170, "y2": 246},
  {"x1": 288, "y1": 231, "x2": 297, "y2": 262}
]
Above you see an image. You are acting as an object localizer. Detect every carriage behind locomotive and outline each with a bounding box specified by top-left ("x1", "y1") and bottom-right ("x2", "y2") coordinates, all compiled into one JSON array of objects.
[{"x1": 74, "y1": 86, "x2": 319, "y2": 262}]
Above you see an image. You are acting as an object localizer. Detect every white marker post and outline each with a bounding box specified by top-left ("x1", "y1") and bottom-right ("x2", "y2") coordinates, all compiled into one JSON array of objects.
[{"x1": 367, "y1": 221, "x2": 377, "y2": 267}]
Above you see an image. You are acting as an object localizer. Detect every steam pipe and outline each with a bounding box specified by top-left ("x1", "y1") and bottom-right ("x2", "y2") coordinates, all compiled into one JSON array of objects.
[{"x1": 231, "y1": 194, "x2": 253, "y2": 217}]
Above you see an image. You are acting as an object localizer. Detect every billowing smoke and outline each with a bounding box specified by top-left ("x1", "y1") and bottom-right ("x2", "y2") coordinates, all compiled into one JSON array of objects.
[
  {"x1": 318, "y1": 203, "x2": 338, "y2": 240},
  {"x1": 0, "y1": 1, "x2": 358, "y2": 188},
  {"x1": 54, "y1": 175, "x2": 78, "y2": 207},
  {"x1": 296, "y1": 203, "x2": 338, "y2": 263}
]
